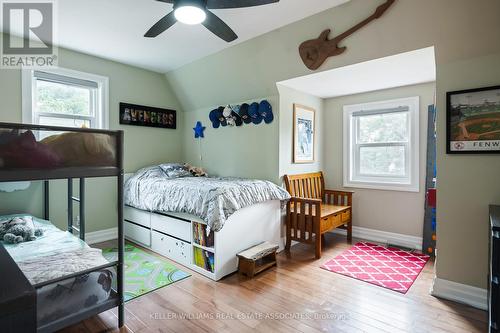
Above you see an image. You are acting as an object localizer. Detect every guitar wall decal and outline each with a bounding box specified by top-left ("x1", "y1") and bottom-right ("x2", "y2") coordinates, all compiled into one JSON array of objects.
[{"x1": 299, "y1": 0, "x2": 396, "y2": 70}]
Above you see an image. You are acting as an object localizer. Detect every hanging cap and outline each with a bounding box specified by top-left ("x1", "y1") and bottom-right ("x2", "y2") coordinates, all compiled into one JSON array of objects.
[
  {"x1": 217, "y1": 106, "x2": 227, "y2": 127},
  {"x1": 238, "y1": 103, "x2": 252, "y2": 124},
  {"x1": 248, "y1": 102, "x2": 263, "y2": 125},
  {"x1": 258, "y1": 100, "x2": 273, "y2": 124},
  {"x1": 209, "y1": 108, "x2": 221, "y2": 128}
]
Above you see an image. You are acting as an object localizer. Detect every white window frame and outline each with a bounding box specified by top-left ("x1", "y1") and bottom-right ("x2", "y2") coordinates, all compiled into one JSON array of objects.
[
  {"x1": 343, "y1": 96, "x2": 420, "y2": 192},
  {"x1": 22, "y1": 67, "x2": 109, "y2": 129}
]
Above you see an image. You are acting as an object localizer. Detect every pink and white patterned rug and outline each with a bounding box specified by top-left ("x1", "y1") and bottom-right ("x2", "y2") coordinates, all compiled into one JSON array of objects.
[{"x1": 321, "y1": 242, "x2": 430, "y2": 294}]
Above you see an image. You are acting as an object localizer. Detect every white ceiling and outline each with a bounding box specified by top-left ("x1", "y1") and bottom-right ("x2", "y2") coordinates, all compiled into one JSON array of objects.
[
  {"x1": 3, "y1": 0, "x2": 350, "y2": 73},
  {"x1": 277, "y1": 47, "x2": 437, "y2": 99}
]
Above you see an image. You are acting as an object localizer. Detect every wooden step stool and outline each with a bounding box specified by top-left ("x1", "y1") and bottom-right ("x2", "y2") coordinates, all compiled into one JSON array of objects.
[{"x1": 237, "y1": 242, "x2": 279, "y2": 278}]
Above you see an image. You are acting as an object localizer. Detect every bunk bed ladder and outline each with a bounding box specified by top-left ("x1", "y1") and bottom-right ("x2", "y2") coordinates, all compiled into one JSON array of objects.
[
  {"x1": 67, "y1": 178, "x2": 86, "y2": 241},
  {"x1": 44, "y1": 181, "x2": 49, "y2": 220}
]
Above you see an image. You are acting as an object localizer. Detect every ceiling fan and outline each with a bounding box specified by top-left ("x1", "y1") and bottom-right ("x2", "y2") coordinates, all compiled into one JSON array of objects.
[{"x1": 145, "y1": 0, "x2": 280, "y2": 42}]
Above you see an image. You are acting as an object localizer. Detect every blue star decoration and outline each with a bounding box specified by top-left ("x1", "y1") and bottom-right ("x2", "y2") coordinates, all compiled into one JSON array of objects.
[{"x1": 193, "y1": 121, "x2": 206, "y2": 138}]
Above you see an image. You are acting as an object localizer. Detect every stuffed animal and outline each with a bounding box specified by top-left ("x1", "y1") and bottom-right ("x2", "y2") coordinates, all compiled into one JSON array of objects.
[
  {"x1": 184, "y1": 163, "x2": 208, "y2": 177},
  {"x1": 0, "y1": 216, "x2": 43, "y2": 244}
]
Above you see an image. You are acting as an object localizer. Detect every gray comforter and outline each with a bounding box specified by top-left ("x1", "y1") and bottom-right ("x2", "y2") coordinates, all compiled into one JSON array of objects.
[
  {"x1": 17, "y1": 248, "x2": 109, "y2": 285},
  {"x1": 124, "y1": 166, "x2": 290, "y2": 233}
]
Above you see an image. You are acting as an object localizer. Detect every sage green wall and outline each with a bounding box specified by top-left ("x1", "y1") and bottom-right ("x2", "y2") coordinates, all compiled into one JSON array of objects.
[
  {"x1": 435, "y1": 53, "x2": 500, "y2": 288},
  {"x1": 0, "y1": 34, "x2": 183, "y2": 232},
  {"x1": 277, "y1": 85, "x2": 324, "y2": 178},
  {"x1": 181, "y1": 86, "x2": 323, "y2": 184},
  {"x1": 324, "y1": 82, "x2": 436, "y2": 238},
  {"x1": 166, "y1": 0, "x2": 500, "y2": 289},
  {"x1": 166, "y1": 0, "x2": 500, "y2": 110},
  {"x1": 182, "y1": 96, "x2": 279, "y2": 183}
]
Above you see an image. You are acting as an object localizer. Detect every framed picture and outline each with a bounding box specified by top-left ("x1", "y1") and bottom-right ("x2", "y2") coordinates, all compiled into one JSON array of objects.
[
  {"x1": 447, "y1": 85, "x2": 500, "y2": 154},
  {"x1": 119, "y1": 103, "x2": 176, "y2": 129},
  {"x1": 293, "y1": 104, "x2": 315, "y2": 163}
]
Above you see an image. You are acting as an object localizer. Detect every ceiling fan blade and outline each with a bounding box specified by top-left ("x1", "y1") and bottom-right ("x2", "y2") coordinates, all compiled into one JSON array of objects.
[
  {"x1": 144, "y1": 11, "x2": 177, "y2": 37},
  {"x1": 155, "y1": 0, "x2": 174, "y2": 3},
  {"x1": 202, "y1": 11, "x2": 238, "y2": 42},
  {"x1": 206, "y1": 0, "x2": 279, "y2": 9}
]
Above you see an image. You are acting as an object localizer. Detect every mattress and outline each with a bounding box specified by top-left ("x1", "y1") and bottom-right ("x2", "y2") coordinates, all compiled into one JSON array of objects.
[
  {"x1": 36, "y1": 267, "x2": 116, "y2": 328},
  {"x1": 0, "y1": 214, "x2": 115, "y2": 326},
  {"x1": 2, "y1": 214, "x2": 88, "y2": 263}
]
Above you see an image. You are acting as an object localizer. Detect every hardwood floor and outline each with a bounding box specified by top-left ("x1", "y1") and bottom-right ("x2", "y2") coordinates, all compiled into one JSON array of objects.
[{"x1": 59, "y1": 234, "x2": 488, "y2": 333}]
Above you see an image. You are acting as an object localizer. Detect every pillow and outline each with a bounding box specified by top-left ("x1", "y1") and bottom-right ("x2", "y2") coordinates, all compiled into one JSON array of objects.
[
  {"x1": 0, "y1": 130, "x2": 61, "y2": 169},
  {"x1": 41, "y1": 132, "x2": 116, "y2": 167},
  {"x1": 159, "y1": 163, "x2": 191, "y2": 178}
]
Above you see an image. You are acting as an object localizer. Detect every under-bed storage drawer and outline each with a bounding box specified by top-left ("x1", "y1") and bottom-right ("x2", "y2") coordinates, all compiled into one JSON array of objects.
[
  {"x1": 152, "y1": 231, "x2": 191, "y2": 267},
  {"x1": 124, "y1": 205, "x2": 150, "y2": 228},
  {"x1": 151, "y1": 213, "x2": 191, "y2": 242},
  {"x1": 125, "y1": 221, "x2": 151, "y2": 247}
]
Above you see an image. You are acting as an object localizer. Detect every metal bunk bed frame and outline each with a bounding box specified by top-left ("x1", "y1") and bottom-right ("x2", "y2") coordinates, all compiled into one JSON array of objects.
[{"x1": 0, "y1": 122, "x2": 125, "y2": 332}]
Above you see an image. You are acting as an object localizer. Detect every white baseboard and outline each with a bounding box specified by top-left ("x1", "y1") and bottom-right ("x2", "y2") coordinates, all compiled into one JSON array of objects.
[
  {"x1": 86, "y1": 227, "x2": 118, "y2": 245},
  {"x1": 430, "y1": 277, "x2": 488, "y2": 311},
  {"x1": 331, "y1": 226, "x2": 423, "y2": 251}
]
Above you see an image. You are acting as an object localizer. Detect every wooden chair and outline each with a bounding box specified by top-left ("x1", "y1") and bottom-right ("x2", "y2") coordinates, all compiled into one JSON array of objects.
[{"x1": 283, "y1": 172, "x2": 353, "y2": 259}]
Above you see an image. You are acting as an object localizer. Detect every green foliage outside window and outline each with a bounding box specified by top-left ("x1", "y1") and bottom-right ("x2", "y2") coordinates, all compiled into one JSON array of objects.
[{"x1": 36, "y1": 80, "x2": 91, "y2": 116}]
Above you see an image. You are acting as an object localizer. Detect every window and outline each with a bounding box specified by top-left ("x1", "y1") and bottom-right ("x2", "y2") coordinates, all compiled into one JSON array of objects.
[
  {"x1": 22, "y1": 68, "x2": 109, "y2": 129},
  {"x1": 343, "y1": 97, "x2": 419, "y2": 192}
]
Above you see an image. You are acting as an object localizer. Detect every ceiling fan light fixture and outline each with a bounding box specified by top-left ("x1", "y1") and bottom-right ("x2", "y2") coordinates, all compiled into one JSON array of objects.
[{"x1": 174, "y1": 5, "x2": 206, "y2": 25}]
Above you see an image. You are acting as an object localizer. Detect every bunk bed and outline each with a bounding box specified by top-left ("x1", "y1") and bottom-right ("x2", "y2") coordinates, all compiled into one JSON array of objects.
[{"x1": 0, "y1": 122, "x2": 124, "y2": 332}]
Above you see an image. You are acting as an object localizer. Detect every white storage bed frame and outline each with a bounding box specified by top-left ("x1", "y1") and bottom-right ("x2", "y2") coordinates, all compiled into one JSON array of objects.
[{"x1": 124, "y1": 200, "x2": 283, "y2": 281}]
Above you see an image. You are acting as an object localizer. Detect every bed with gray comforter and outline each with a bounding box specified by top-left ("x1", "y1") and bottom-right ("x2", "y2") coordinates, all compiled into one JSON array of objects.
[{"x1": 125, "y1": 165, "x2": 290, "y2": 234}]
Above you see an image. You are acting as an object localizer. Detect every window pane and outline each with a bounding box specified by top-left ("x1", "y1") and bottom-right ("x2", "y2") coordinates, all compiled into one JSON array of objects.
[
  {"x1": 39, "y1": 116, "x2": 90, "y2": 128},
  {"x1": 358, "y1": 112, "x2": 408, "y2": 143},
  {"x1": 36, "y1": 80, "x2": 92, "y2": 116},
  {"x1": 359, "y1": 145, "x2": 406, "y2": 176}
]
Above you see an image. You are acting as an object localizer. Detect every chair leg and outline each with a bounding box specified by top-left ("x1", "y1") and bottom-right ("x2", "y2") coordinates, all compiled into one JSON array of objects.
[
  {"x1": 315, "y1": 233, "x2": 322, "y2": 259},
  {"x1": 321, "y1": 233, "x2": 326, "y2": 245},
  {"x1": 285, "y1": 227, "x2": 291, "y2": 252},
  {"x1": 347, "y1": 220, "x2": 353, "y2": 243},
  {"x1": 285, "y1": 237, "x2": 291, "y2": 252}
]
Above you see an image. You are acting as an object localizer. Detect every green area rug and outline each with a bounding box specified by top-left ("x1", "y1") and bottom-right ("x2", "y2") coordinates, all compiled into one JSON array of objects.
[{"x1": 102, "y1": 244, "x2": 190, "y2": 302}]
